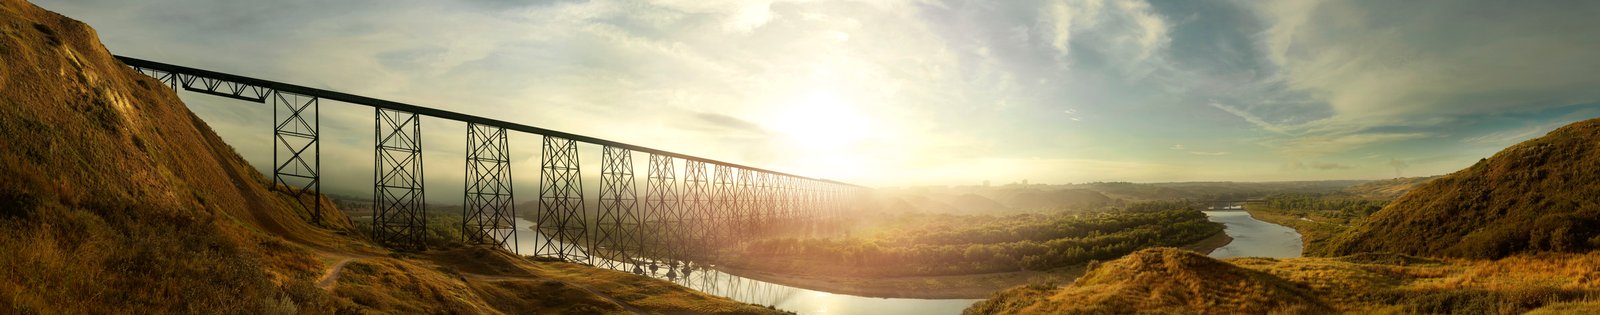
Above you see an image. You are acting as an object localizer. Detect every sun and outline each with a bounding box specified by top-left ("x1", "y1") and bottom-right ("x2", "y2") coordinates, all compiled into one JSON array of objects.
[
  {"x1": 768, "y1": 91, "x2": 870, "y2": 149},
  {"x1": 763, "y1": 90, "x2": 873, "y2": 177}
]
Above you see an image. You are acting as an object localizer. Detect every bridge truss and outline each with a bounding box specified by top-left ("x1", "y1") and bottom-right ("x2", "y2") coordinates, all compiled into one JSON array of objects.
[{"x1": 120, "y1": 55, "x2": 868, "y2": 273}]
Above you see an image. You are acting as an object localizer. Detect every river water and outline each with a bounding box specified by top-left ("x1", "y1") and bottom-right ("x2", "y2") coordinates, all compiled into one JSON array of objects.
[
  {"x1": 504, "y1": 218, "x2": 983, "y2": 314},
  {"x1": 503, "y1": 211, "x2": 1302, "y2": 314},
  {"x1": 1201, "y1": 211, "x2": 1304, "y2": 258}
]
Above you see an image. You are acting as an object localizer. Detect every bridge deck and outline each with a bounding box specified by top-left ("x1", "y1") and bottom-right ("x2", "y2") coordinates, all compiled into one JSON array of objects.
[{"x1": 115, "y1": 55, "x2": 855, "y2": 187}]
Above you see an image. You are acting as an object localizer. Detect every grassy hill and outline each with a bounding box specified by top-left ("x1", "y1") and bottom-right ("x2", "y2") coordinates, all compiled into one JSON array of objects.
[
  {"x1": 1341, "y1": 176, "x2": 1441, "y2": 201},
  {"x1": 968, "y1": 249, "x2": 1600, "y2": 314},
  {"x1": 0, "y1": 0, "x2": 779, "y2": 313},
  {"x1": 965, "y1": 248, "x2": 1331, "y2": 314},
  {"x1": 1319, "y1": 118, "x2": 1600, "y2": 259}
]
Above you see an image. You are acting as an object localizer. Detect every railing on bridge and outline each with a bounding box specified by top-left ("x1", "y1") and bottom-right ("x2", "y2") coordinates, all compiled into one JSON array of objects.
[{"x1": 118, "y1": 56, "x2": 866, "y2": 272}]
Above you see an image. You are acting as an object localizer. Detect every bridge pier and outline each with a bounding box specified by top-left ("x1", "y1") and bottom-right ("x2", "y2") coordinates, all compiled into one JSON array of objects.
[
  {"x1": 271, "y1": 91, "x2": 322, "y2": 224},
  {"x1": 462, "y1": 123, "x2": 516, "y2": 252},
  {"x1": 644, "y1": 154, "x2": 682, "y2": 268},
  {"x1": 711, "y1": 165, "x2": 734, "y2": 247},
  {"x1": 681, "y1": 160, "x2": 711, "y2": 258},
  {"x1": 734, "y1": 168, "x2": 754, "y2": 240},
  {"x1": 536, "y1": 136, "x2": 587, "y2": 261},
  {"x1": 595, "y1": 146, "x2": 640, "y2": 271},
  {"x1": 373, "y1": 108, "x2": 427, "y2": 250}
]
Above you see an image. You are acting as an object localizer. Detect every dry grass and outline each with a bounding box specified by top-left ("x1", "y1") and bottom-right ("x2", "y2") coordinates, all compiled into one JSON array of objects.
[
  {"x1": 967, "y1": 248, "x2": 1332, "y2": 315},
  {"x1": 969, "y1": 249, "x2": 1600, "y2": 314},
  {"x1": 1321, "y1": 117, "x2": 1600, "y2": 259}
]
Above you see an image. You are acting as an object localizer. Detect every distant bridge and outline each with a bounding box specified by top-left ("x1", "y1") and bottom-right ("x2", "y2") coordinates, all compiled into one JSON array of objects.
[
  {"x1": 118, "y1": 56, "x2": 864, "y2": 274},
  {"x1": 1203, "y1": 199, "x2": 1264, "y2": 211}
]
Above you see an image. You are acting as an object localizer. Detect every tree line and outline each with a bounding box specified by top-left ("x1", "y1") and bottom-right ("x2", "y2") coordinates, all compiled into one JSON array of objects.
[{"x1": 729, "y1": 202, "x2": 1223, "y2": 276}]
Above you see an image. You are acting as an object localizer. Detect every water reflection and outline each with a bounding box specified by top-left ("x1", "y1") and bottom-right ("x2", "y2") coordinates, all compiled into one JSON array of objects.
[
  {"x1": 1202, "y1": 211, "x2": 1303, "y2": 258},
  {"x1": 501, "y1": 218, "x2": 981, "y2": 314}
]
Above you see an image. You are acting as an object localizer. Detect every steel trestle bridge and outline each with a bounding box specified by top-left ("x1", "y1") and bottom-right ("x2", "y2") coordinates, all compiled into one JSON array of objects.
[{"x1": 118, "y1": 55, "x2": 865, "y2": 272}]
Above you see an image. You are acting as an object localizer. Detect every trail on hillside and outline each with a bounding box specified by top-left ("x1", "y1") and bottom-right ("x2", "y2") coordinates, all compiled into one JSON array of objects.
[{"x1": 317, "y1": 257, "x2": 355, "y2": 290}]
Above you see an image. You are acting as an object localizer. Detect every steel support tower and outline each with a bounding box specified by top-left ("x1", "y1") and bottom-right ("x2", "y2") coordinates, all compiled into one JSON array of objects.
[
  {"x1": 373, "y1": 108, "x2": 426, "y2": 250},
  {"x1": 463, "y1": 123, "x2": 516, "y2": 252}
]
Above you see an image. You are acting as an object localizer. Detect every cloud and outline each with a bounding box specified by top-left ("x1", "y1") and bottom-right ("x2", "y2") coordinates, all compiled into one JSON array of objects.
[
  {"x1": 1462, "y1": 125, "x2": 1550, "y2": 146},
  {"x1": 1241, "y1": 1, "x2": 1600, "y2": 129},
  {"x1": 1169, "y1": 143, "x2": 1227, "y2": 156},
  {"x1": 1209, "y1": 102, "x2": 1292, "y2": 134},
  {"x1": 51, "y1": 0, "x2": 1592, "y2": 187},
  {"x1": 1269, "y1": 132, "x2": 1432, "y2": 157},
  {"x1": 1188, "y1": 1, "x2": 1600, "y2": 164},
  {"x1": 1283, "y1": 160, "x2": 1351, "y2": 171},
  {"x1": 685, "y1": 112, "x2": 771, "y2": 136},
  {"x1": 1062, "y1": 108, "x2": 1082, "y2": 121},
  {"x1": 1040, "y1": 0, "x2": 1171, "y2": 73}
]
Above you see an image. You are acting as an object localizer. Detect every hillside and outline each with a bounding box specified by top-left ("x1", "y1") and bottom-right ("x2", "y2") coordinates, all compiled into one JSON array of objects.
[
  {"x1": 1341, "y1": 176, "x2": 1441, "y2": 201},
  {"x1": 997, "y1": 189, "x2": 1112, "y2": 211},
  {"x1": 1319, "y1": 118, "x2": 1600, "y2": 259},
  {"x1": 969, "y1": 249, "x2": 1600, "y2": 314},
  {"x1": 0, "y1": 0, "x2": 778, "y2": 313},
  {"x1": 965, "y1": 248, "x2": 1332, "y2": 314}
]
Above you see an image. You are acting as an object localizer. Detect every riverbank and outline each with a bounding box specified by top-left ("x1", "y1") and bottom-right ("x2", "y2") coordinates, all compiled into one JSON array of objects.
[
  {"x1": 712, "y1": 230, "x2": 1234, "y2": 299},
  {"x1": 1241, "y1": 205, "x2": 1350, "y2": 254},
  {"x1": 1179, "y1": 229, "x2": 1233, "y2": 255},
  {"x1": 714, "y1": 264, "x2": 1083, "y2": 299}
]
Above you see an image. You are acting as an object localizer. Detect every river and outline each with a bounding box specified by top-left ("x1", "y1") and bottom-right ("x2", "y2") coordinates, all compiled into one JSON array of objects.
[
  {"x1": 504, "y1": 218, "x2": 983, "y2": 314},
  {"x1": 1201, "y1": 211, "x2": 1304, "y2": 258},
  {"x1": 503, "y1": 211, "x2": 1302, "y2": 314}
]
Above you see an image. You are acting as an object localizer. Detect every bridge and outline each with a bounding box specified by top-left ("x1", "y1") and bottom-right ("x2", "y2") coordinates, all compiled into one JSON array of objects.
[
  {"x1": 117, "y1": 56, "x2": 865, "y2": 275},
  {"x1": 1203, "y1": 199, "x2": 1264, "y2": 211}
]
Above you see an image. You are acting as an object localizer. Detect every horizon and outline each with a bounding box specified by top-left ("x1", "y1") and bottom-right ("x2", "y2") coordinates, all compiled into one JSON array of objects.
[{"x1": 36, "y1": 0, "x2": 1600, "y2": 196}]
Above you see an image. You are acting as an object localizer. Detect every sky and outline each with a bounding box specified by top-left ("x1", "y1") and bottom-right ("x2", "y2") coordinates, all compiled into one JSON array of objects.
[{"x1": 35, "y1": 0, "x2": 1600, "y2": 197}]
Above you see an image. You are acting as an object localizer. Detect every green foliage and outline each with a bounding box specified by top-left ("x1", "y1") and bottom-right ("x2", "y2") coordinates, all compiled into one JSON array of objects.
[
  {"x1": 735, "y1": 203, "x2": 1224, "y2": 276},
  {"x1": 351, "y1": 213, "x2": 465, "y2": 248},
  {"x1": 1264, "y1": 193, "x2": 1386, "y2": 222}
]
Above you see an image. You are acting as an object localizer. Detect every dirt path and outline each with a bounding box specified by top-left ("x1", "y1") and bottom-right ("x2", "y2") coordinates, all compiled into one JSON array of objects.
[{"x1": 317, "y1": 257, "x2": 355, "y2": 290}]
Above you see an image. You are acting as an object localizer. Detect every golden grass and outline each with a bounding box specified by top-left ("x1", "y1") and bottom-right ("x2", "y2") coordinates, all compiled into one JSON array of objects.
[
  {"x1": 1321, "y1": 118, "x2": 1600, "y2": 259},
  {"x1": 969, "y1": 249, "x2": 1600, "y2": 314}
]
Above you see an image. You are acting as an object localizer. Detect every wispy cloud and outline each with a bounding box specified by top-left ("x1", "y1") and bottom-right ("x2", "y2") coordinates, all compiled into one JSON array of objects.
[
  {"x1": 1208, "y1": 103, "x2": 1292, "y2": 135},
  {"x1": 1283, "y1": 160, "x2": 1352, "y2": 171},
  {"x1": 37, "y1": 0, "x2": 1600, "y2": 186}
]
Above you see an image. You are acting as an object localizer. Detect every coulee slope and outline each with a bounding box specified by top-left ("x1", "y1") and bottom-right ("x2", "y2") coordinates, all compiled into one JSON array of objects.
[{"x1": 1320, "y1": 118, "x2": 1600, "y2": 259}]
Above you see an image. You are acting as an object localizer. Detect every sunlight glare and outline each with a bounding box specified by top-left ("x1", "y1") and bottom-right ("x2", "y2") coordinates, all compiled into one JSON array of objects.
[{"x1": 764, "y1": 90, "x2": 873, "y2": 179}]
